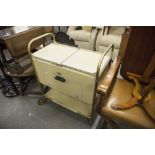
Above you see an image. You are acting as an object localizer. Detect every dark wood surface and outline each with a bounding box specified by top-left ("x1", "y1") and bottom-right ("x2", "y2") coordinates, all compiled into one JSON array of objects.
[
  {"x1": 121, "y1": 26, "x2": 155, "y2": 79},
  {"x1": 0, "y1": 26, "x2": 53, "y2": 95},
  {"x1": 0, "y1": 26, "x2": 53, "y2": 58},
  {"x1": 118, "y1": 27, "x2": 131, "y2": 60},
  {"x1": 0, "y1": 26, "x2": 53, "y2": 42},
  {"x1": 0, "y1": 26, "x2": 35, "y2": 42}
]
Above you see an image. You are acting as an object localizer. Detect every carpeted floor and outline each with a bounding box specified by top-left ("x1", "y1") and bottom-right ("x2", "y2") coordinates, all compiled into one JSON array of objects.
[
  {"x1": 0, "y1": 32, "x2": 92, "y2": 129},
  {"x1": 0, "y1": 74, "x2": 91, "y2": 129}
]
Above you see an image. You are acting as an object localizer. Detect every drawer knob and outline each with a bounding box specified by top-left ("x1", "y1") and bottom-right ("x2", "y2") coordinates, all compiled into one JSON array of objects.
[{"x1": 55, "y1": 76, "x2": 66, "y2": 82}]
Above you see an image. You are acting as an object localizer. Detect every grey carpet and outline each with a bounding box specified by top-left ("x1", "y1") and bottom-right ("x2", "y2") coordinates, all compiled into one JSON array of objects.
[{"x1": 0, "y1": 73, "x2": 90, "y2": 129}]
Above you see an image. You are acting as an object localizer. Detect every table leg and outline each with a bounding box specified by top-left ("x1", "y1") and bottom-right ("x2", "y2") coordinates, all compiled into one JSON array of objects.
[{"x1": 0, "y1": 46, "x2": 18, "y2": 97}]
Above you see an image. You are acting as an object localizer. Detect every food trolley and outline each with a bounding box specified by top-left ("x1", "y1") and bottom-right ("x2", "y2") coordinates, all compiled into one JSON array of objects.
[{"x1": 28, "y1": 33, "x2": 114, "y2": 121}]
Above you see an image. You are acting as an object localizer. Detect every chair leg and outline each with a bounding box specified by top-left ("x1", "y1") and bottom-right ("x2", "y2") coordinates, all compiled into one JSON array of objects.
[
  {"x1": 102, "y1": 113, "x2": 120, "y2": 129},
  {"x1": 92, "y1": 114, "x2": 105, "y2": 129},
  {"x1": 22, "y1": 77, "x2": 33, "y2": 92},
  {"x1": 101, "y1": 119, "x2": 108, "y2": 129},
  {"x1": 96, "y1": 94, "x2": 104, "y2": 114},
  {"x1": 16, "y1": 76, "x2": 41, "y2": 96},
  {"x1": 18, "y1": 78, "x2": 24, "y2": 96}
]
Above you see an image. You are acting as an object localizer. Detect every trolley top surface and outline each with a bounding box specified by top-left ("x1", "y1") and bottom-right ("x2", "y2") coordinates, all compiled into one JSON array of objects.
[{"x1": 32, "y1": 43, "x2": 112, "y2": 76}]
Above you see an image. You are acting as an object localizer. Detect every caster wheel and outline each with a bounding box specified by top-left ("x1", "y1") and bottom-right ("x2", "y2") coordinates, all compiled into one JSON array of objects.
[{"x1": 38, "y1": 98, "x2": 47, "y2": 105}]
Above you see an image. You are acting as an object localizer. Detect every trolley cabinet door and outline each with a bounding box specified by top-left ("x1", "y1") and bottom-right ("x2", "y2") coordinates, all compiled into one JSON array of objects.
[{"x1": 32, "y1": 58, "x2": 96, "y2": 105}]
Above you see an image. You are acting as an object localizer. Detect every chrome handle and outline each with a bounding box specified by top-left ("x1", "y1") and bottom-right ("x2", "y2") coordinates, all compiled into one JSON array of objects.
[
  {"x1": 96, "y1": 43, "x2": 114, "y2": 81},
  {"x1": 27, "y1": 32, "x2": 56, "y2": 55}
]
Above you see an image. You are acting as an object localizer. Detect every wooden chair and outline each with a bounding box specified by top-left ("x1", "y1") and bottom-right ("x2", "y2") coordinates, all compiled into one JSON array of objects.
[
  {"x1": 97, "y1": 27, "x2": 155, "y2": 128},
  {"x1": 2, "y1": 26, "x2": 53, "y2": 95}
]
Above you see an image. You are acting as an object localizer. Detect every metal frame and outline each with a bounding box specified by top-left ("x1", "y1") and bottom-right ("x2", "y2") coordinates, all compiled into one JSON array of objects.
[
  {"x1": 28, "y1": 33, "x2": 56, "y2": 100},
  {"x1": 90, "y1": 43, "x2": 114, "y2": 122},
  {"x1": 28, "y1": 32, "x2": 114, "y2": 122}
]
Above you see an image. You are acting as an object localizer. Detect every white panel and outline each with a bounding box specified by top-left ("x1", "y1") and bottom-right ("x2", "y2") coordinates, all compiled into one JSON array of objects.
[
  {"x1": 32, "y1": 43, "x2": 78, "y2": 65},
  {"x1": 62, "y1": 48, "x2": 111, "y2": 76},
  {"x1": 33, "y1": 58, "x2": 95, "y2": 104}
]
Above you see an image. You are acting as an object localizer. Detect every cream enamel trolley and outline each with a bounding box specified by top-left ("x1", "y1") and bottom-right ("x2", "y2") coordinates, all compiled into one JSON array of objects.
[{"x1": 28, "y1": 33, "x2": 114, "y2": 121}]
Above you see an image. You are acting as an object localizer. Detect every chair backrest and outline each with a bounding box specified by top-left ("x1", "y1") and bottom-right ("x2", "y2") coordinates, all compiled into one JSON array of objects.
[
  {"x1": 4, "y1": 26, "x2": 52, "y2": 59},
  {"x1": 118, "y1": 27, "x2": 131, "y2": 59},
  {"x1": 120, "y1": 26, "x2": 155, "y2": 80},
  {"x1": 54, "y1": 26, "x2": 68, "y2": 34},
  {"x1": 104, "y1": 26, "x2": 125, "y2": 35}
]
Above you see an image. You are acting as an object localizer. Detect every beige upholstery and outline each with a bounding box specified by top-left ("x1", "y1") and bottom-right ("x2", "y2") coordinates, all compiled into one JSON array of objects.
[
  {"x1": 67, "y1": 26, "x2": 98, "y2": 50},
  {"x1": 96, "y1": 27, "x2": 125, "y2": 60},
  {"x1": 54, "y1": 26, "x2": 68, "y2": 34},
  {"x1": 68, "y1": 30, "x2": 90, "y2": 42}
]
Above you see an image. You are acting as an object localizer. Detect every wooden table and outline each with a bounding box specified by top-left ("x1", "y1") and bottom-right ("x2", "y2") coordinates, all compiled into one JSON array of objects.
[
  {"x1": 0, "y1": 26, "x2": 52, "y2": 42},
  {"x1": 0, "y1": 26, "x2": 53, "y2": 63},
  {"x1": 0, "y1": 26, "x2": 53, "y2": 96},
  {"x1": 0, "y1": 26, "x2": 35, "y2": 42}
]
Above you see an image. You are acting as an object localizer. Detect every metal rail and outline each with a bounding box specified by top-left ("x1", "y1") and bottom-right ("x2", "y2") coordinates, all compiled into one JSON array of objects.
[{"x1": 28, "y1": 32, "x2": 56, "y2": 55}]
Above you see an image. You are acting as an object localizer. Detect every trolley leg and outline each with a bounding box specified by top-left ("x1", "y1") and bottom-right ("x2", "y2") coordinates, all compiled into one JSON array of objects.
[
  {"x1": 89, "y1": 110, "x2": 97, "y2": 125},
  {"x1": 38, "y1": 96, "x2": 47, "y2": 105}
]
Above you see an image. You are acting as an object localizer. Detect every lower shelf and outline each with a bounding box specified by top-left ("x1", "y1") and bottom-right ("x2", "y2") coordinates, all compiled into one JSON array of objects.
[{"x1": 44, "y1": 89, "x2": 93, "y2": 118}]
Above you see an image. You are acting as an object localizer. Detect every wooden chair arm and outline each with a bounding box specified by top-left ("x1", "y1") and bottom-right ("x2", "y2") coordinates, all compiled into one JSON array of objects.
[{"x1": 97, "y1": 56, "x2": 121, "y2": 95}]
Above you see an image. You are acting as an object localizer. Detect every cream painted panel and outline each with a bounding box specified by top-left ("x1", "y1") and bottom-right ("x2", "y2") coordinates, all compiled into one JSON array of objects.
[
  {"x1": 62, "y1": 49, "x2": 111, "y2": 76},
  {"x1": 33, "y1": 57, "x2": 60, "y2": 86},
  {"x1": 33, "y1": 58, "x2": 96, "y2": 105},
  {"x1": 59, "y1": 66, "x2": 96, "y2": 104},
  {"x1": 32, "y1": 43, "x2": 78, "y2": 64},
  {"x1": 45, "y1": 89, "x2": 92, "y2": 118}
]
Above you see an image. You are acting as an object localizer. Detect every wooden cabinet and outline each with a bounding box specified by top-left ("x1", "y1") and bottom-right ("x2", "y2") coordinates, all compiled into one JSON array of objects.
[{"x1": 121, "y1": 26, "x2": 155, "y2": 79}]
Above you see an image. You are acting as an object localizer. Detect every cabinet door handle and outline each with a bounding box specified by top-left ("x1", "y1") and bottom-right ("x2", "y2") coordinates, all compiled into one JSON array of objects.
[{"x1": 55, "y1": 76, "x2": 66, "y2": 82}]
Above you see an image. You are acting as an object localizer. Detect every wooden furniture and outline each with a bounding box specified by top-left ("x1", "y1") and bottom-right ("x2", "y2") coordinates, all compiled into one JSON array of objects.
[
  {"x1": 121, "y1": 26, "x2": 155, "y2": 79},
  {"x1": 118, "y1": 27, "x2": 131, "y2": 60},
  {"x1": 97, "y1": 27, "x2": 155, "y2": 128},
  {"x1": 28, "y1": 33, "x2": 114, "y2": 120},
  {"x1": 0, "y1": 26, "x2": 53, "y2": 95}
]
